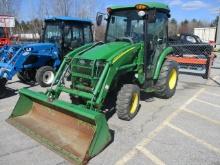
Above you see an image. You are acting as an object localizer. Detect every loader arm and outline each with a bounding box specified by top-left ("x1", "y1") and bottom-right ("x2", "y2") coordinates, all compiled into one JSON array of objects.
[
  {"x1": 0, "y1": 44, "x2": 59, "y2": 80},
  {"x1": 49, "y1": 43, "x2": 141, "y2": 109}
]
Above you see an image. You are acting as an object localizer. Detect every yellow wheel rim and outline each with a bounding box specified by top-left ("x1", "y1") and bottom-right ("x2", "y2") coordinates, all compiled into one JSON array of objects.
[
  {"x1": 169, "y1": 69, "x2": 177, "y2": 90},
  {"x1": 130, "y1": 93, "x2": 139, "y2": 114}
]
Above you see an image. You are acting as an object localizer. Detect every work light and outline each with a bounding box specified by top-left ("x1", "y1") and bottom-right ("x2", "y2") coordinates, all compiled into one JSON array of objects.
[{"x1": 135, "y1": 4, "x2": 148, "y2": 10}]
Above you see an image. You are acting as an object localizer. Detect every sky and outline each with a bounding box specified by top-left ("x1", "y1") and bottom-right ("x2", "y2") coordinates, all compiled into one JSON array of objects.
[{"x1": 20, "y1": 0, "x2": 220, "y2": 22}]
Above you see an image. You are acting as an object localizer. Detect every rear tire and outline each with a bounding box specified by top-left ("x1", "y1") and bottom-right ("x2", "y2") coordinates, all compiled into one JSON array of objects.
[
  {"x1": 116, "y1": 84, "x2": 140, "y2": 121},
  {"x1": 0, "y1": 78, "x2": 7, "y2": 99},
  {"x1": 155, "y1": 60, "x2": 179, "y2": 99},
  {"x1": 17, "y1": 70, "x2": 36, "y2": 85},
  {"x1": 36, "y1": 66, "x2": 55, "y2": 87}
]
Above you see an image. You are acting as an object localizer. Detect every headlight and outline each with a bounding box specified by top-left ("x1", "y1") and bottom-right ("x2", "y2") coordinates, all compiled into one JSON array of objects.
[
  {"x1": 79, "y1": 60, "x2": 86, "y2": 65},
  {"x1": 90, "y1": 61, "x2": 94, "y2": 66},
  {"x1": 24, "y1": 47, "x2": 32, "y2": 52},
  {"x1": 23, "y1": 51, "x2": 30, "y2": 56},
  {"x1": 96, "y1": 61, "x2": 105, "y2": 67}
]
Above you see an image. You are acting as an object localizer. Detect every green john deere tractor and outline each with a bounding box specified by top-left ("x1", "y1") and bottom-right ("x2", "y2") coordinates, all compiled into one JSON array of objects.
[{"x1": 7, "y1": 2, "x2": 179, "y2": 164}]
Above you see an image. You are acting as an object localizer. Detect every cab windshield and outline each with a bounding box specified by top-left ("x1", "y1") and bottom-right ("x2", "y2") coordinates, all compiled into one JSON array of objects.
[
  {"x1": 106, "y1": 10, "x2": 144, "y2": 43},
  {"x1": 106, "y1": 10, "x2": 168, "y2": 44},
  {"x1": 44, "y1": 24, "x2": 62, "y2": 44},
  {"x1": 44, "y1": 23, "x2": 93, "y2": 47}
]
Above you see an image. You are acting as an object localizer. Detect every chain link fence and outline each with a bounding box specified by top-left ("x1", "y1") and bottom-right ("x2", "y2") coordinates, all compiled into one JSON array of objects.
[{"x1": 168, "y1": 43, "x2": 216, "y2": 79}]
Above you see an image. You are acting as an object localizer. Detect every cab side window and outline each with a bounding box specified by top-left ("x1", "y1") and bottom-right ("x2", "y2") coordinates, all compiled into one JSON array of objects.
[
  {"x1": 72, "y1": 27, "x2": 83, "y2": 42},
  {"x1": 84, "y1": 25, "x2": 93, "y2": 44},
  {"x1": 148, "y1": 12, "x2": 168, "y2": 45}
]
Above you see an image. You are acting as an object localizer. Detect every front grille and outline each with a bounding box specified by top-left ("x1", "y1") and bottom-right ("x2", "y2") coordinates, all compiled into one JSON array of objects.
[{"x1": 71, "y1": 59, "x2": 106, "y2": 92}]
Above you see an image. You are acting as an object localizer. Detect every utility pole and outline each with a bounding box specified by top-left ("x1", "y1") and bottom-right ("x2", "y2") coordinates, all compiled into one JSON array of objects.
[{"x1": 216, "y1": 9, "x2": 220, "y2": 49}]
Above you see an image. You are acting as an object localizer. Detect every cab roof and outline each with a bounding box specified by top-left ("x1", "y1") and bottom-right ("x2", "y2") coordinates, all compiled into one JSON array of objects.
[
  {"x1": 109, "y1": 2, "x2": 170, "y2": 12},
  {"x1": 45, "y1": 16, "x2": 92, "y2": 24}
]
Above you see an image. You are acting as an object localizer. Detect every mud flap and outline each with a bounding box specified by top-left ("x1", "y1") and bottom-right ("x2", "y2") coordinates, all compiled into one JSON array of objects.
[{"x1": 7, "y1": 88, "x2": 111, "y2": 164}]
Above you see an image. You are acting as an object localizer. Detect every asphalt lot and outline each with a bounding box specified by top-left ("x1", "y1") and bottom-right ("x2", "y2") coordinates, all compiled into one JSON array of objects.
[{"x1": 0, "y1": 53, "x2": 220, "y2": 165}]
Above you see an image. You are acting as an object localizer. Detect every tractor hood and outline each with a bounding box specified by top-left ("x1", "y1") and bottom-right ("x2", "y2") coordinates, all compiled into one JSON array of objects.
[
  {"x1": 19, "y1": 43, "x2": 59, "y2": 56},
  {"x1": 75, "y1": 42, "x2": 131, "y2": 61},
  {"x1": 19, "y1": 42, "x2": 57, "y2": 52},
  {"x1": 0, "y1": 42, "x2": 59, "y2": 58},
  {"x1": 3, "y1": 42, "x2": 56, "y2": 50}
]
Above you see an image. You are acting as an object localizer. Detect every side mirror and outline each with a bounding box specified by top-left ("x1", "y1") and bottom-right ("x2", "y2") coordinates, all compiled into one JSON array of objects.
[
  {"x1": 148, "y1": 10, "x2": 156, "y2": 23},
  {"x1": 40, "y1": 26, "x2": 46, "y2": 42},
  {"x1": 96, "y1": 13, "x2": 103, "y2": 26}
]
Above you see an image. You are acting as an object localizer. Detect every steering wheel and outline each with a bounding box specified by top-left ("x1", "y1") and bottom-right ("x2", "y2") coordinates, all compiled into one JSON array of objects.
[{"x1": 49, "y1": 36, "x2": 62, "y2": 44}]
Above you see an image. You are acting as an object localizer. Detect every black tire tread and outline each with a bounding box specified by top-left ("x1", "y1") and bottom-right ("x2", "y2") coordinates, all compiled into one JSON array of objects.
[
  {"x1": 17, "y1": 70, "x2": 36, "y2": 85},
  {"x1": 155, "y1": 60, "x2": 179, "y2": 99},
  {"x1": 116, "y1": 84, "x2": 140, "y2": 121}
]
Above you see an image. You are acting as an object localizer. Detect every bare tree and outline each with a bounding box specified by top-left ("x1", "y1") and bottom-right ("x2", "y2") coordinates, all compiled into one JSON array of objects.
[
  {"x1": 95, "y1": 25, "x2": 106, "y2": 41},
  {"x1": 77, "y1": 0, "x2": 96, "y2": 18},
  {"x1": 211, "y1": 16, "x2": 219, "y2": 27},
  {"x1": 0, "y1": 0, "x2": 21, "y2": 16},
  {"x1": 168, "y1": 18, "x2": 178, "y2": 37},
  {"x1": 38, "y1": 0, "x2": 50, "y2": 19},
  {"x1": 52, "y1": 0, "x2": 73, "y2": 16},
  {"x1": 178, "y1": 20, "x2": 189, "y2": 34}
]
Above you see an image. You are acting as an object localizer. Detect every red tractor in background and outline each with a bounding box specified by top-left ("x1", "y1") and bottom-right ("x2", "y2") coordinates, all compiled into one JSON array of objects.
[{"x1": 0, "y1": 15, "x2": 15, "y2": 48}]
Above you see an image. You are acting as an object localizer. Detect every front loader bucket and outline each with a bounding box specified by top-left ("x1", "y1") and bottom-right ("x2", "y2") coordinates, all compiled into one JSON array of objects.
[{"x1": 7, "y1": 88, "x2": 111, "y2": 164}]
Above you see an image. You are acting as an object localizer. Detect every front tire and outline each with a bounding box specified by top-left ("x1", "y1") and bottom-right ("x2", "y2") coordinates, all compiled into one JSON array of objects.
[
  {"x1": 155, "y1": 60, "x2": 179, "y2": 99},
  {"x1": 116, "y1": 84, "x2": 140, "y2": 121},
  {"x1": 36, "y1": 66, "x2": 55, "y2": 87}
]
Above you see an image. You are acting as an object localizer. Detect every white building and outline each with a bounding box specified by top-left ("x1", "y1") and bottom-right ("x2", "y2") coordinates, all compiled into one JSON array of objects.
[{"x1": 194, "y1": 27, "x2": 216, "y2": 43}]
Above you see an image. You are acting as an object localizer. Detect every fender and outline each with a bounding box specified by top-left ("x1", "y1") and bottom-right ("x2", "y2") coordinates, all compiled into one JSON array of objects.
[{"x1": 153, "y1": 46, "x2": 173, "y2": 80}]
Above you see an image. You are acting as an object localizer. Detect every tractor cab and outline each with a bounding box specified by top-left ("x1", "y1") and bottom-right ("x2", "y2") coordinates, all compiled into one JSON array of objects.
[
  {"x1": 97, "y1": 3, "x2": 170, "y2": 79},
  {"x1": 97, "y1": 4, "x2": 170, "y2": 44},
  {"x1": 42, "y1": 17, "x2": 93, "y2": 58}
]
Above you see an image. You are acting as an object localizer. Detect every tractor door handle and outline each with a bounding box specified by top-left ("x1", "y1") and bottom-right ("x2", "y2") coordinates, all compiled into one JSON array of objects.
[
  {"x1": 157, "y1": 38, "x2": 163, "y2": 44},
  {"x1": 157, "y1": 38, "x2": 163, "y2": 42}
]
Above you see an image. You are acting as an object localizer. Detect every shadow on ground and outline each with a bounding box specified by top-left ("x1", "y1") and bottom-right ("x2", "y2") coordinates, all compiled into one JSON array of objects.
[
  {"x1": 209, "y1": 77, "x2": 220, "y2": 86},
  {"x1": 1, "y1": 82, "x2": 38, "y2": 99}
]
